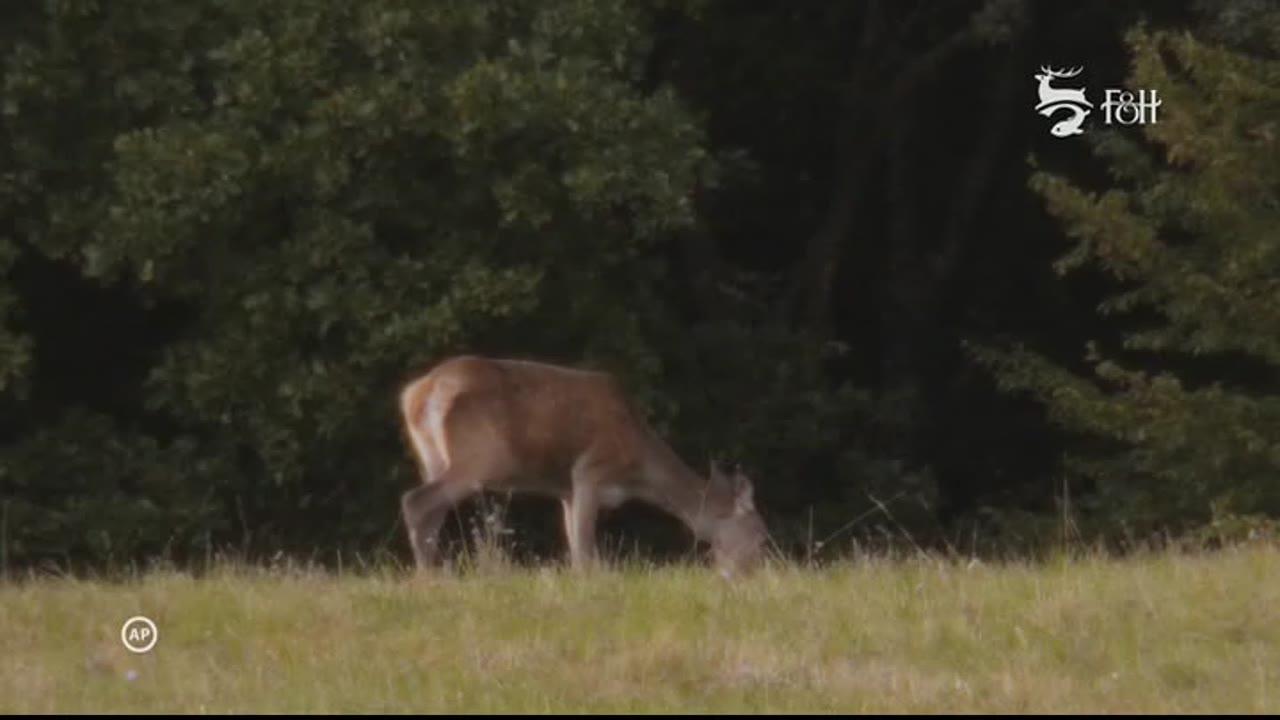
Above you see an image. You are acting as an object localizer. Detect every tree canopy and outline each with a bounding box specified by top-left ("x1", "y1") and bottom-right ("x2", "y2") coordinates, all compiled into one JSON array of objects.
[
  {"x1": 978, "y1": 20, "x2": 1280, "y2": 543},
  {"x1": 1, "y1": 0, "x2": 1276, "y2": 570}
]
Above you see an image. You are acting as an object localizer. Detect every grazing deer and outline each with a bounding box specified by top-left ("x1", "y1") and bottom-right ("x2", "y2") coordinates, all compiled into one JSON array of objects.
[{"x1": 398, "y1": 356, "x2": 767, "y2": 576}]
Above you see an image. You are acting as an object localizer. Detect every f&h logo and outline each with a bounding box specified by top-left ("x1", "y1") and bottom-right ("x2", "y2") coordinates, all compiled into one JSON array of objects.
[{"x1": 1035, "y1": 65, "x2": 1160, "y2": 138}]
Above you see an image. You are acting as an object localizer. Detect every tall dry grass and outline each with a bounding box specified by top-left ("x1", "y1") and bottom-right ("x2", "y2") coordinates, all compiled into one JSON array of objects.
[{"x1": 1, "y1": 540, "x2": 1277, "y2": 713}]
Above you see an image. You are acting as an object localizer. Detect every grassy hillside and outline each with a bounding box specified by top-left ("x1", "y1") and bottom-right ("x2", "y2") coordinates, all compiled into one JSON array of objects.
[{"x1": 2, "y1": 546, "x2": 1277, "y2": 713}]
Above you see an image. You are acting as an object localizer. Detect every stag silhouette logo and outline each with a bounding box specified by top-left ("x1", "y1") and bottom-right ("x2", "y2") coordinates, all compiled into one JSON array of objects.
[{"x1": 1034, "y1": 66, "x2": 1092, "y2": 137}]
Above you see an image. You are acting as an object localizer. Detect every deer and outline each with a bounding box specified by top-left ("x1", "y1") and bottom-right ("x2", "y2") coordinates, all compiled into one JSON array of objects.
[
  {"x1": 398, "y1": 355, "x2": 768, "y2": 577},
  {"x1": 1034, "y1": 66, "x2": 1093, "y2": 137},
  {"x1": 1033, "y1": 66, "x2": 1091, "y2": 110}
]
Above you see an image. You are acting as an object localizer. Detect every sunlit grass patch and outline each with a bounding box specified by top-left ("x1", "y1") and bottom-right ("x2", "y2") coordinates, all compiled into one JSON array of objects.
[{"x1": 1, "y1": 544, "x2": 1276, "y2": 713}]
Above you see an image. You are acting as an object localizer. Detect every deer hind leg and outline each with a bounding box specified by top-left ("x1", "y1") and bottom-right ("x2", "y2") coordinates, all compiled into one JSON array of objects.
[{"x1": 401, "y1": 474, "x2": 475, "y2": 570}]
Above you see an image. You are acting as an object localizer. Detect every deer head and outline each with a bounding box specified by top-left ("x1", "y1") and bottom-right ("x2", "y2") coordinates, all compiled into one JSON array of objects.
[{"x1": 707, "y1": 461, "x2": 767, "y2": 578}]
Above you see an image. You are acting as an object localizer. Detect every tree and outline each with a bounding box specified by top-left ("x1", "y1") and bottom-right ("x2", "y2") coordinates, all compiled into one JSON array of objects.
[
  {"x1": 977, "y1": 20, "x2": 1280, "y2": 541},
  {"x1": 0, "y1": 0, "x2": 720, "y2": 566}
]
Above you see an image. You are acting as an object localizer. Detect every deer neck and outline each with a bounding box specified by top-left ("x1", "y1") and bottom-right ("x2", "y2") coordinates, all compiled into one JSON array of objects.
[{"x1": 637, "y1": 429, "x2": 730, "y2": 541}]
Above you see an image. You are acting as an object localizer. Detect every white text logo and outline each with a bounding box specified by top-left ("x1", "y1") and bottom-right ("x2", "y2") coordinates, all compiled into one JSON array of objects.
[
  {"x1": 120, "y1": 615, "x2": 159, "y2": 654},
  {"x1": 1035, "y1": 66, "x2": 1160, "y2": 137}
]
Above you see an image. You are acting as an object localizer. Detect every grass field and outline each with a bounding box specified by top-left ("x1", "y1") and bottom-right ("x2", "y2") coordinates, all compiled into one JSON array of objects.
[{"x1": 1, "y1": 544, "x2": 1277, "y2": 713}]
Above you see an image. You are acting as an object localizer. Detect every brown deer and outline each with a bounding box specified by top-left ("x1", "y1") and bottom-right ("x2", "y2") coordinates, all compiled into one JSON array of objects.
[{"x1": 398, "y1": 356, "x2": 767, "y2": 576}]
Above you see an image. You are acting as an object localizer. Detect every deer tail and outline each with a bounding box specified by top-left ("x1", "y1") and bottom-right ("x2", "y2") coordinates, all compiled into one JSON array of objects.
[{"x1": 400, "y1": 374, "x2": 453, "y2": 482}]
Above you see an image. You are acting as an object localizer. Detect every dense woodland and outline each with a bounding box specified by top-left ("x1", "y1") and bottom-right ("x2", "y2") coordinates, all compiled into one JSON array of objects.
[{"x1": 1, "y1": 0, "x2": 1278, "y2": 570}]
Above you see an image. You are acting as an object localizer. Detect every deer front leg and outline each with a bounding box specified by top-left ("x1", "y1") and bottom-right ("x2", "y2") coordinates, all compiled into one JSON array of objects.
[
  {"x1": 567, "y1": 482, "x2": 599, "y2": 571},
  {"x1": 561, "y1": 497, "x2": 578, "y2": 561}
]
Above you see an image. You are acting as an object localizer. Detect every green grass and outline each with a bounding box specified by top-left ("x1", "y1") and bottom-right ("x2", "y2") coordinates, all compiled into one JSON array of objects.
[{"x1": 2, "y1": 544, "x2": 1277, "y2": 713}]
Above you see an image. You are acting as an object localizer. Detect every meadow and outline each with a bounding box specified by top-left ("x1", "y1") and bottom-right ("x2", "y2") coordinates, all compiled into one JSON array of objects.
[{"x1": 1, "y1": 544, "x2": 1277, "y2": 713}]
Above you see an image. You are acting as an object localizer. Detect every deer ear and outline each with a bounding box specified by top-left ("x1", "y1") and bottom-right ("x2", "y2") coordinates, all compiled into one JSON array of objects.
[{"x1": 732, "y1": 471, "x2": 755, "y2": 513}]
